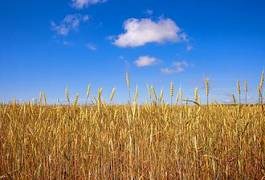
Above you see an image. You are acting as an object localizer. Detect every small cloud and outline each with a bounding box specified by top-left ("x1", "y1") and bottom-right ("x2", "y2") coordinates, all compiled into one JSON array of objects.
[
  {"x1": 51, "y1": 14, "x2": 89, "y2": 36},
  {"x1": 63, "y1": 41, "x2": 72, "y2": 46},
  {"x1": 144, "y1": 9, "x2": 154, "y2": 16},
  {"x1": 186, "y1": 45, "x2": 193, "y2": 51},
  {"x1": 119, "y1": 55, "x2": 125, "y2": 60},
  {"x1": 72, "y1": 0, "x2": 107, "y2": 9},
  {"x1": 83, "y1": 15, "x2": 90, "y2": 22},
  {"x1": 113, "y1": 17, "x2": 187, "y2": 48},
  {"x1": 52, "y1": 37, "x2": 74, "y2": 46},
  {"x1": 85, "y1": 43, "x2": 97, "y2": 51},
  {"x1": 134, "y1": 56, "x2": 158, "y2": 67},
  {"x1": 161, "y1": 61, "x2": 189, "y2": 74},
  {"x1": 106, "y1": 35, "x2": 115, "y2": 41}
]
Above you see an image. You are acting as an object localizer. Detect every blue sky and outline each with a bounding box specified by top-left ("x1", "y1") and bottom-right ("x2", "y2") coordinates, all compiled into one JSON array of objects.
[{"x1": 0, "y1": 0, "x2": 265, "y2": 103}]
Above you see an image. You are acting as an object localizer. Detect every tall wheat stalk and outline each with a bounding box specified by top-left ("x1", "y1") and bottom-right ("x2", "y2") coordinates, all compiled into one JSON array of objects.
[
  {"x1": 151, "y1": 86, "x2": 158, "y2": 104},
  {"x1": 73, "y1": 93, "x2": 79, "y2": 106},
  {"x1": 170, "y1": 81, "x2": 174, "y2": 106},
  {"x1": 258, "y1": 71, "x2": 264, "y2": 104},
  {"x1": 132, "y1": 85, "x2": 139, "y2": 117},
  {"x1": 65, "y1": 87, "x2": 70, "y2": 105},
  {"x1": 133, "y1": 85, "x2": 139, "y2": 103},
  {"x1": 109, "y1": 87, "x2": 116, "y2": 103},
  {"x1": 125, "y1": 72, "x2": 131, "y2": 103},
  {"x1": 237, "y1": 80, "x2": 241, "y2": 104},
  {"x1": 244, "y1": 80, "x2": 248, "y2": 104},
  {"x1": 159, "y1": 88, "x2": 164, "y2": 104},
  {"x1": 43, "y1": 92, "x2": 47, "y2": 105},
  {"x1": 205, "y1": 79, "x2": 209, "y2": 105},
  {"x1": 176, "y1": 88, "x2": 183, "y2": 105},
  {"x1": 194, "y1": 88, "x2": 199, "y2": 103},
  {"x1": 146, "y1": 84, "x2": 152, "y2": 103},
  {"x1": 86, "y1": 84, "x2": 91, "y2": 104},
  {"x1": 97, "y1": 88, "x2": 103, "y2": 113},
  {"x1": 232, "y1": 94, "x2": 236, "y2": 105},
  {"x1": 39, "y1": 92, "x2": 43, "y2": 105}
]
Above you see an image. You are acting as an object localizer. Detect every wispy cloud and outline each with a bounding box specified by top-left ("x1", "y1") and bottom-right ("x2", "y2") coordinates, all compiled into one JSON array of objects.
[
  {"x1": 51, "y1": 14, "x2": 89, "y2": 36},
  {"x1": 144, "y1": 9, "x2": 154, "y2": 16},
  {"x1": 83, "y1": 15, "x2": 90, "y2": 22},
  {"x1": 72, "y1": 0, "x2": 107, "y2": 9},
  {"x1": 186, "y1": 45, "x2": 193, "y2": 51},
  {"x1": 134, "y1": 56, "x2": 158, "y2": 67},
  {"x1": 62, "y1": 41, "x2": 72, "y2": 46},
  {"x1": 85, "y1": 43, "x2": 97, "y2": 51},
  {"x1": 161, "y1": 61, "x2": 189, "y2": 74},
  {"x1": 113, "y1": 17, "x2": 187, "y2": 48}
]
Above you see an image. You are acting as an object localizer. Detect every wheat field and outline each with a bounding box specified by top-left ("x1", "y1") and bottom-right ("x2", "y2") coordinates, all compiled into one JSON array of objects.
[{"x1": 0, "y1": 72, "x2": 265, "y2": 179}]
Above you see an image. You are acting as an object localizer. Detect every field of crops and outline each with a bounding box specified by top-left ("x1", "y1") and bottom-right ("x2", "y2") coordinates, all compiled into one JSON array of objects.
[{"x1": 0, "y1": 73, "x2": 265, "y2": 179}]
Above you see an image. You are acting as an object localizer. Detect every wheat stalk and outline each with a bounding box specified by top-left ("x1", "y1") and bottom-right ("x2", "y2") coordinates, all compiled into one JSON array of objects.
[
  {"x1": 146, "y1": 84, "x2": 152, "y2": 103},
  {"x1": 151, "y1": 86, "x2": 158, "y2": 103},
  {"x1": 259, "y1": 71, "x2": 264, "y2": 104},
  {"x1": 159, "y1": 88, "x2": 164, "y2": 104},
  {"x1": 258, "y1": 86, "x2": 262, "y2": 104},
  {"x1": 65, "y1": 87, "x2": 70, "y2": 104},
  {"x1": 133, "y1": 85, "x2": 139, "y2": 103},
  {"x1": 97, "y1": 88, "x2": 103, "y2": 112},
  {"x1": 109, "y1": 87, "x2": 116, "y2": 103},
  {"x1": 39, "y1": 91, "x2": 43, "y2": 105},
  {"x1": 43, "y1": 92, "x2": 47, "y2": 105},
  {"x1": 194, "y1": 88, "x2": 199, "y2": 103},
  {"x1": 237, "y1": 80, "x2": 241, "y2": 104},
  {"x1": 73, "y1": 93, "x2": 79, "y2": 106},
  {"x1": 244, "y1": 80, "x2": 248, "y2": 104},
  {"x1": 170, "y1": 81, "x2": 174, "y2": 106},
  {"x1": 86, "y1": 84, "x2": 91, "y2": 103},
  {"x1": 232, "y1": 94, "x2": 236, "y2": 104},
  {"x1": 205, "y1": 79, "x2": 209, "y2": 105},
  {"x1": 176, "y1": 88, "x2": 183, "y2": 105},
  {"x1": 260, "y1": 71, "x2": 264, "y2": 90},
  {"x1": 125, "y1": 72, "x2": 131, "y2": 103}
]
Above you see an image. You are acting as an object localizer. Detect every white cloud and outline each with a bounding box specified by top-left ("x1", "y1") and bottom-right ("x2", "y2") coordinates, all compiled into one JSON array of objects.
[
  {"x1": 83, "y1": 15, "x2": 90, "y2": 22},
  {"x1": 161, "y1": 61, "x2": 189, "y2": 74},
  {"x1": 72, "y1": 0, "x2": 107, "y2": 9},
  {"x1": 62, "y1": 41, "x2": 72, "y2": 46},
  {"x1": 144, "y1": 9, "x2": 154, "y2": 16},
  {"x1": 86, "y1": 43, "x2": 97, "y2": 51},
  {"x1": 114, "y1": 18, "x2": 186, "y2": 47},
  {"x1": 135, "y1": 56, "x2": 158, "y2": 67},
  {"x1": 186, "y1": 45, "x2": 193, "y2": 51},
  {"x1": 51, "y1": 14, "x2": 89, "y2": 36}
]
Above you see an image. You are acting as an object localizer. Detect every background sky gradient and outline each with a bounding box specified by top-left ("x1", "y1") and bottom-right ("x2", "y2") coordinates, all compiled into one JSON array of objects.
[{"x1": 0, "y1": 0, "x2": 265, "y2": 104}]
